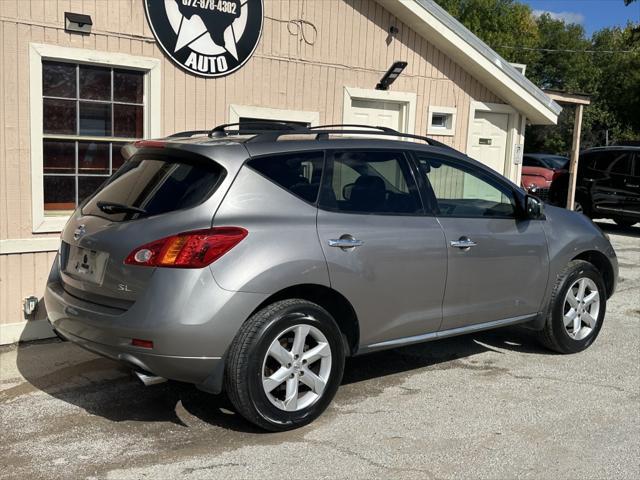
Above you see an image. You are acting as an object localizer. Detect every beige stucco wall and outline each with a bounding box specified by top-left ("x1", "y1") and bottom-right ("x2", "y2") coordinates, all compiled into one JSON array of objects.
[{"x1": 0, "y1": 0, "x2": 507, "y2": 342}]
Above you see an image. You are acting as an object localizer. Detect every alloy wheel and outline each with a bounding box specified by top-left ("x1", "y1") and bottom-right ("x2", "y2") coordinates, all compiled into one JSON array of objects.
[
  {"x1": 261, "y1": 322, "x2": 332, "y2": 412},
  {"x1": 563, "y1": 277, "x2": 600, "y2": 341}
]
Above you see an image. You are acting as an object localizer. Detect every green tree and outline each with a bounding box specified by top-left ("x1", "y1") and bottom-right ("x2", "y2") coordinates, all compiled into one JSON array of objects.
[
  {"x1": 435, "y1": 0, "x2": 640, "y2": 152},
  {"x1": 434, "y1": 0, "x2": 541, "y2": 66}
]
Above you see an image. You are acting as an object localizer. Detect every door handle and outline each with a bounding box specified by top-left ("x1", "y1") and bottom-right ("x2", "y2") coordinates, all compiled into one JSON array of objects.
[
  {"x1": 450, "y1": 237, "x2": 477, "y2": 249},
  {"x1": 328, "y1": 237, "x2": 364, "y2": 249},
  {"x1": 625, "y1": 183, "x2": 639, "y2": 188}
]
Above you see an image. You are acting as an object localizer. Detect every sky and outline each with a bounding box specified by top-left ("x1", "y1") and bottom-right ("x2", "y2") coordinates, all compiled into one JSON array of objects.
[{"x1": 523, "y1": 0, "x2": 639, "y2": 35}]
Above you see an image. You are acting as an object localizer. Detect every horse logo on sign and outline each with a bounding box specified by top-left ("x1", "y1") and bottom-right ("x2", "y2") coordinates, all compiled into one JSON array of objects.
[{"x1": 145, "y1": 0, "x2": 264, "y2": 78}]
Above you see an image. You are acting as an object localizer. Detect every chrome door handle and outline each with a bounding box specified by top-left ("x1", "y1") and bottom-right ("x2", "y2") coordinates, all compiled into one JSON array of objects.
[
  {"x1": 450, "y1": 238, "x2": 477, "y2": 249},
  {"x1": 328, "y1": 238, "x2": 364, "y2": 248},
  {"x1": 626, "y1": 183, "x2": 639, "y2": 188}
]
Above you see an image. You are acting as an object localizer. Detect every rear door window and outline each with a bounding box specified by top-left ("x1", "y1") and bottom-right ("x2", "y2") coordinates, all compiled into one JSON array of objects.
[
  {"x1": 82, "y1": 154, "x2": 224, "y2": 221},
  {"x1": 609, "y1": 152, "x2": 632, "y2": 175},
  {"x1": 247, "y1": 151, "x2": 324, "y2": 203},
  {"x1": 319, "y1": 150, "x2": 423, "y2": 215}
]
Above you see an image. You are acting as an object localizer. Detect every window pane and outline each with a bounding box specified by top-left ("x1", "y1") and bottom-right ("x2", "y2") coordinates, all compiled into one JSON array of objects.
[
  {"x1": 112, "y1": 142, "x2": 127, "y2": 172},
  {"x1": 609, "y1": 153, "x2": 632, "y2": 175},
  {"x1": 248, "y1": 152, "x2": 324, "y2": 203},
  {"x1": 43, "y1": 98, "x2": 77, "y2": 134},
  {"x1": 43, "y1": 61, "x2": 76, "y2": 98},
  {"x1": 114, "y1": 69, "x2": 143, "y2": 103},
  {"x1": 79, "y1": 102, "x2": 112, "y2": 136},
  {"x1": 320, "y1": 151, "x2": 422, "y2": 214},
  {"x1": 78, "y1": 176, "x2": 108, "y2": 204},
  {"x1": 78, "y1": 141, "x2": 110, "y2": 174},
  {"x1": 82, "y1": 157, "x2": 224, "y2": 221},
  {"x1": 113, "y1": 104, "x2": 143, "y2": 138},
  {"x1": 79, "y1": 65, "x2": 111, "y2": 100},
  {"x1": 43, "y1": 140, "x2": 75, "y2": 174},
  {"x1": 44, "y1": 176, "x2": 75, "y2": 213},
  {"x1": 417, "y1": 156, "x2": 515, "y2": 218}
]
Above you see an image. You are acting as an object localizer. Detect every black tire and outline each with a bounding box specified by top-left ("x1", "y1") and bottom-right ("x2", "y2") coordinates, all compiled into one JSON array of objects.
[
  {"x1": 614, "y1": 218, "x2": 637, "y2": 228},
  {"x1": 224, "y1": 299, "x2": 345, "y2": 431},
  {"x1": 538, "y1": 260, "x2": 606, "y2": 354}
]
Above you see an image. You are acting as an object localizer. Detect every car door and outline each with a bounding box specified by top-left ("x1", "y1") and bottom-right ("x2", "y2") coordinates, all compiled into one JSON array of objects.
[
  {"x1": 627, "y1": 152, "x2": 640, "y2": 216},
  {"x1": 413, "y1": 152, "x2": 549, "y2": 331},
  {"x1": 316, "y1": 149, "x2": 447, "y2": 348},
  {"x1": 594, "y1": 151, "x2": 635, "y2": 216}
]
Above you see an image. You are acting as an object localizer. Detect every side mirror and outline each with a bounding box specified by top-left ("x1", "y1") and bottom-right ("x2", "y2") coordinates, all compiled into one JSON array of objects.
[{"x1": 526, "y1": 195, "x2": 545, "y2": 220}]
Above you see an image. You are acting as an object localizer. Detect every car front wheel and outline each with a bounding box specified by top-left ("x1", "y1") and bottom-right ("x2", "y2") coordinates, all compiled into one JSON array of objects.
[
  {"x1": 224, "y1": 299, "x2": 345, "y2": 431},
  {"x1": 538, "y1": 260, "x2": 606, "y2": 354}
]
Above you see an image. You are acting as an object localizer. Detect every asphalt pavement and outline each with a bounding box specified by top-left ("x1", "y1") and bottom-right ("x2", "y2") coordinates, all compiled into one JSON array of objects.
[{"x1": 1, "y1": 221, "x2": 638, "y2": 480}]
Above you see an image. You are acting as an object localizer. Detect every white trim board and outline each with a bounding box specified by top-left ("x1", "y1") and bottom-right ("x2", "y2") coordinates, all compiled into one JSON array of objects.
[
  {"x1": 229, "y1": 104, "x2": 320, "y2": 126},
  {"x1": 0, "y1": 320, "x2": 55, "y2": 345},
  {"x1": 0, "y1": 237, "x2": 59, "y2": 255},
  {"x1": 376, "y1": 0, "x2": 560, "y2": 125},
  {"x1": 29, "y1": 43, "x2": 162, "y2": 233},
  {"x1": 343, "y1": 87, "x2": 417, "y2": 134}
]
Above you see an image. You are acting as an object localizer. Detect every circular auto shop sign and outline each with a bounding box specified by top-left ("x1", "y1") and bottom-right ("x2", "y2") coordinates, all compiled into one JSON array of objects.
[{"x1": 144, "y1": 0, "x2": 263, "y2": 78}]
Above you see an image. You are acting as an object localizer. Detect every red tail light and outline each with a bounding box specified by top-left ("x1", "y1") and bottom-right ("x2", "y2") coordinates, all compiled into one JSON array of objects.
[
  {"x1": 124, "y1": 227, "x2": 248, "y2": 268},
  {"x1": 131, "y1": 338, "x2": 154, "y2": 349}
]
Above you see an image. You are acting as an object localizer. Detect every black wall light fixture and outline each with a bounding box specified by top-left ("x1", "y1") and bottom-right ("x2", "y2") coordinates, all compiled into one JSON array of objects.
[
  {"x1": 64, "y1": 12, "x2": 93, "y2": 35},
  {"x1": 376, "y1": 61, "x2": 408, "y2": 90}
]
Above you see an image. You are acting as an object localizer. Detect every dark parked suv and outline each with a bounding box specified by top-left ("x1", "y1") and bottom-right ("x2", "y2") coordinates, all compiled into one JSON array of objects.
[{"x1": 574, "y1": 146, "x2": 640, "y2": 227}]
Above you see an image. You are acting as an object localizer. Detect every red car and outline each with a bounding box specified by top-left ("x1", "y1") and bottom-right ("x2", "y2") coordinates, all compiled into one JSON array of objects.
[{"x1": 521, "y1": 153, "x2": 569, "y2": 205}]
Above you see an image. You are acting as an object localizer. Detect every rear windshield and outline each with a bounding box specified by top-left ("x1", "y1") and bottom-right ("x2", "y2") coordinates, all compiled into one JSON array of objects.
[{"x1": 82, "y1": 154, "x2": 224, "y2": 221}]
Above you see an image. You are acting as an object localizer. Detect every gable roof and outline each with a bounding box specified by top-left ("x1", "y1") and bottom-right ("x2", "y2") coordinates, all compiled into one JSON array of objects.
[{"x1": 377, "y1": 0, "x2": 562, "y2": 125}]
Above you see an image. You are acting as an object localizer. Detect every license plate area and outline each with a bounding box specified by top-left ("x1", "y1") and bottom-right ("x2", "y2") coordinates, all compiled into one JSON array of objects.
[{"x1": 63, "y1": 245, "x2": 109, "y2": 285}]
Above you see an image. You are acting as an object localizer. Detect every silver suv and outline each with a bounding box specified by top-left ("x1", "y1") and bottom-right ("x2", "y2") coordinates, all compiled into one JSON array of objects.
[{"x1": 45, "y1": 123, "x2": 618, "y2": 431}]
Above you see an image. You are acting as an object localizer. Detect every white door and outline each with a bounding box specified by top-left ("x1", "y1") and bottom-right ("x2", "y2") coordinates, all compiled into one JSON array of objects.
[
  {"x1": 345, "y1": 99, "x2": 405, "y2": 133},
  {"x1": 468, "y1": 111, "x2": 509, "y2": 175}
]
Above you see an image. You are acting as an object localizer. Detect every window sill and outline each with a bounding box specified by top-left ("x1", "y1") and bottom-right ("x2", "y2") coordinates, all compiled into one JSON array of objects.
[
  {"x1": 427, "y1": 126, "x2": 455, "y2": 137},
  {"x1": 33, "y1": 215, "x2": 70, "y2": 233}
]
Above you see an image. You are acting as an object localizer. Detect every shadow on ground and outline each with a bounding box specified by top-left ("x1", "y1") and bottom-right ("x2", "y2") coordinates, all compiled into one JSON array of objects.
[
  {"x1": 595, "y1": 221, "x2": 640, "y2": 239},
  {"x1": 10, "y1": 323, "x2": 550, "y2": 432}
]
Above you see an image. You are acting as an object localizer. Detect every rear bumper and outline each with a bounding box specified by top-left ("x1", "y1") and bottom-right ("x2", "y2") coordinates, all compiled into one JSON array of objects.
[
  {"x1": 44, "y1": 257, "x2": 268, "y2": 392},
  {"x1": 51, "y1": 322, "x2": 224, "y2": 390}
]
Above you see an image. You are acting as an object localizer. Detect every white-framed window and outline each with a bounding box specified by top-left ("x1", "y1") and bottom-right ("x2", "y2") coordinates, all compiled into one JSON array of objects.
[
  {"x1": 29, "y1": 44, "x2": 161, "y2": 233},
  {"x1": 427, "y1": 105, "x2": 456, "y2": 136}
]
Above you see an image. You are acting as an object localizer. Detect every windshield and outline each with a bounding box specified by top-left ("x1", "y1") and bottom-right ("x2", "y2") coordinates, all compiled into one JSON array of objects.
[
  {"x1": 82, "y1": 154, "x2": 224, "y2": 221},
  {"x1": 543, "y1": 156, "x2": 569, "y2": 170}
]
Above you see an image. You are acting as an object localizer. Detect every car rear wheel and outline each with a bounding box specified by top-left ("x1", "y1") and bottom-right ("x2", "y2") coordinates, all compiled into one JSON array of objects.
[
  {"x1": 224, "y1": 299, "x2": 345, "y2": 431},
  {"x1": 538, "y1": 260, "x2": 606, "y2": 354}
]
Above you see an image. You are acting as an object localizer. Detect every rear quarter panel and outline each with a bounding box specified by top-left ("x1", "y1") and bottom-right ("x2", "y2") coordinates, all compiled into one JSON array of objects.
[{"x1": 209, "y1": 166, "x2": 330, "y2": 293}]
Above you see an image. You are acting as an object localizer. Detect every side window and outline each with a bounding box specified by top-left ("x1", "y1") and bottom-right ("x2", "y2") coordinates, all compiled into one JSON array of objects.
[
  {"x1": 247, "y1": 151, "x2": 324, "y2": 203},
  {"x1": 589, "y1": 152, "x2": 611, "y2": 172},
  {"x1": 319, "y1": 150, "x2": 422, "y2": 215},
  {"x1": 609, "y1": 153, "x2": 632, "y2": 175},
  {"x1": 415, "y1": 154, "x2": 515, "y2": 218},
  {"x1": 523, "y1": 156, "x2": 541, "y2": 167}
]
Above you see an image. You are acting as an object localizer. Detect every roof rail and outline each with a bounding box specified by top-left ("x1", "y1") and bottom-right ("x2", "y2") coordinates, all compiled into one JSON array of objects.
[
  {"x1": 184, "y1": 122, "x2": 452, "y2": 149},
  {"x1": 167, "y1": 130, "x2": 211, "y2": 138},
  {"x1": 244, "y1": 124, "x2": 451, "y2": 149},
  {"x1": 309, "y1": 124, "x2": 399, "y2": 133}
]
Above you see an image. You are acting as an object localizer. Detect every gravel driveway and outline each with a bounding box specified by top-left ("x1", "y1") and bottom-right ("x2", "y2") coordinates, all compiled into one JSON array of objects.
[{"x1": 1, "y1": 221, "x2": 639, "y2": 480}]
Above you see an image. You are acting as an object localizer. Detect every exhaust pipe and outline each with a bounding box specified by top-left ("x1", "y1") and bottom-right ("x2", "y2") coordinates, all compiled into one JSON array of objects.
[{"x1": 134, "y1": 370, "x2": 167, "y2": 386}]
